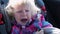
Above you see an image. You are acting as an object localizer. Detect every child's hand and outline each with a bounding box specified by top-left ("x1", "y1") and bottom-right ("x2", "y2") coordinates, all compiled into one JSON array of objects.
[{"x1": 43, "y1": 27, "x2": 60, "y2": 34}]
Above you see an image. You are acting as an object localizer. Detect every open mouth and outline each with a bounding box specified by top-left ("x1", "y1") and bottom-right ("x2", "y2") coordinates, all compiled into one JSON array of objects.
[{"x1": 21, "y1": 19, "x2": 28, "y2": 23}]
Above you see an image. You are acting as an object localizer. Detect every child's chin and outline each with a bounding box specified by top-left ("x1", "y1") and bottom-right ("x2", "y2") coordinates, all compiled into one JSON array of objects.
[
  {"x1": 21, "y1": 21, "x2": 28, "y2": 24},
  {"x1": 21, "y1": 22, "x2": 27, "y2": 26},
  {"x1": 22, "y1": 21, "x2": 27, "y2": 23}
]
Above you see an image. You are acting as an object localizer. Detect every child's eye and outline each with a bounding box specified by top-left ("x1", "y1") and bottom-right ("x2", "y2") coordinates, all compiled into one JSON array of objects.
[
  {"x1": 17, "y1": 11, "x2": 23, "y2": 13},
  {"x1": 25, "y1": 10, "x2": 29, "y2": 12}
]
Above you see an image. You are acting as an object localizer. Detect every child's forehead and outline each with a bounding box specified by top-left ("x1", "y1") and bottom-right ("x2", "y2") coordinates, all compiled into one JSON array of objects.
[{"x1": 12, "y1": 4, "x2": 31, "y2": 10}]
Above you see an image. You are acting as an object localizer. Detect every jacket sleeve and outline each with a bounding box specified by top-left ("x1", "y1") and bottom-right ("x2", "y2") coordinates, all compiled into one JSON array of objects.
[{"x1": 40, "y1": 14, "x2": 53, "y2": 28}]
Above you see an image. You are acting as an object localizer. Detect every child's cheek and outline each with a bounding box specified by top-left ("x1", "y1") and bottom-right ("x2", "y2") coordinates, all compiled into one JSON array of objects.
[{"x1": 27, "y1": 15, "x2": 31, "y2": 20}]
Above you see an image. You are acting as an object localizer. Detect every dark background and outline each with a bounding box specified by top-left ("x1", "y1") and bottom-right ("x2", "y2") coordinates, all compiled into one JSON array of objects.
[{"x1": 43, "y1": 0, "x2": 60, "y2": 28}]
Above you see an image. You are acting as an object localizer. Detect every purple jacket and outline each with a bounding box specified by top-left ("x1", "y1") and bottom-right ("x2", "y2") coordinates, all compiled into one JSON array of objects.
[{"x1": 11, "y1": 14, "x2": 53, "y2": 34}]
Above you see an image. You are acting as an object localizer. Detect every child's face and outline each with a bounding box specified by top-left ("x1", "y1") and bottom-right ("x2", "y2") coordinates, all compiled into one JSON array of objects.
[{"x1": 13, "y1": 5, "x2": 32, "y2": 25}]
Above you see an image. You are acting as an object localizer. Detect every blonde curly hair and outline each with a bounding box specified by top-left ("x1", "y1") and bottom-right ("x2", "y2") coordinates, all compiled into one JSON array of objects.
[{"x1": 5, "y1": 0, "x2": 41, "y2": 16}]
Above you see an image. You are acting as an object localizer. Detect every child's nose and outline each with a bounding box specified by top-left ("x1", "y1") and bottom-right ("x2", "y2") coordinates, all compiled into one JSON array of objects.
[{"x1": 22, "y1": 10, "x2": 27, "y2": 17}]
